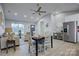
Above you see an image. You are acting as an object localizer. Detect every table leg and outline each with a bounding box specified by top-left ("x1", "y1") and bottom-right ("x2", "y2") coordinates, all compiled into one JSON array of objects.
[
  {"x1": 51, "y1": 36, "x2": 53, "y2": 48},
  {"x1": 36, "y1": 40, "x2": 38, "y2": 56},
  {"x1": 28, "y1": 44, "x2": 31, "y2": 53}
]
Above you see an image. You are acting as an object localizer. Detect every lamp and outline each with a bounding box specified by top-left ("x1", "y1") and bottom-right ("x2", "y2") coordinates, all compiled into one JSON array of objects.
[{"x1": 5, "y1": 27, "x2": 12, "y2": 33}]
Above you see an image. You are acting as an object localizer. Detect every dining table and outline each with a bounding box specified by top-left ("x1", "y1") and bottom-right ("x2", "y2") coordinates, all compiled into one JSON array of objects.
[
  {"x1": 32, "y1": 36, "x2": 45, "y2": 56},
  {"x1": 32, "y1": 35, "x2": 53, "y2": 56}
]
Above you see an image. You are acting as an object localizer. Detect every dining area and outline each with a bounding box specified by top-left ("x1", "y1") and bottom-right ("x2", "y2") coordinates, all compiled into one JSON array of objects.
[
  {"x1": 0, "y1": 29, "x2": 53, "y2": 56},
  {"x1": 0, "y1": 18, "x2": 53, "y2": 56},
  {"x1": 0, "y1": 32, "x2": 19, "y2": 53},
  {"x1": 24, "y1": 32, "x2": 53, "y2": 56},
  {"x1": 32, "y1": 35, "x2": 53, "y2": 56}
]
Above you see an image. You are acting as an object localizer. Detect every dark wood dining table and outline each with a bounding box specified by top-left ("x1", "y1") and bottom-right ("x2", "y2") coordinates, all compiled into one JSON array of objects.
[
  {"x1": 32, "y1": 35, "x2": 53, "y2": 56},
  {"x1": 32, "y1": 36, "x2": 45, "y2": 56}
]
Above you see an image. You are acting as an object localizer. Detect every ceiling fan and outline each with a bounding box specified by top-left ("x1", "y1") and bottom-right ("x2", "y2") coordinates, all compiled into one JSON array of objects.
[{"x1": 30, "y1": 4, "x2": 46, "y2": 16}]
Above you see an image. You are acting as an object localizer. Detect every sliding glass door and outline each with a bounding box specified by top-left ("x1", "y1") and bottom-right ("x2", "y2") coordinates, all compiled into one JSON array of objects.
[{"x1": 12, "y1": 23, "x2": 24, "y2": 37}]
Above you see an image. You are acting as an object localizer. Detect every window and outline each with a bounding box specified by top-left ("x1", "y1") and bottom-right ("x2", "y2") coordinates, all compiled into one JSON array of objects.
[{"x1": 12, "y1": 23, "x2": 24, "y2": 35}]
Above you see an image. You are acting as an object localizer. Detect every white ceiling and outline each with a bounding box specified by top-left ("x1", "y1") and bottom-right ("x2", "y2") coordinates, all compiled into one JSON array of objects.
[{"x1": 2, "y1": 3, "x2": 79, "y2": 23}]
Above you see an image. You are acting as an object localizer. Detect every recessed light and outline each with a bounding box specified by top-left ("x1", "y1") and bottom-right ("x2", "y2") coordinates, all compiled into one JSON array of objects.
[
  {"x1": 14, "y1": 12, "x2": 18, "y2": 16},
  {"x1": 24, "y1": 15, "x2": 27, "y2": 18}
]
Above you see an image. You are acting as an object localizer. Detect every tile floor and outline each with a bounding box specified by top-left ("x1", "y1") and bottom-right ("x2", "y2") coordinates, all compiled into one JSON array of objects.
[{"x1": 0, "y1": 39, "x2": 79, "y2": 56}]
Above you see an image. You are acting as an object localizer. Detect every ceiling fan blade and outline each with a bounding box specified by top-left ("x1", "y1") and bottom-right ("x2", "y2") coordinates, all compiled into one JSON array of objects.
[
  {"x1": 39, "y1": 11, "x2": 46, "y2": 13},
  {"x1": 37, "y1": 7, "x2": 42, "y2": 11}
]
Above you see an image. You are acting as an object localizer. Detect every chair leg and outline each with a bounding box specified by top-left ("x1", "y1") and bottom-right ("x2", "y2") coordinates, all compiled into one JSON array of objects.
[
  {"x1": 43, "y1": 43, "x2": 44, "y2": 51},
  {"x1": 29, "y1": 45, "x2": 30, "y2": 53},
  {"x1": 14, "y1": 41, "x2": 16, "y2": 51},
  {"x1": 6, "y1": 43, "x2": 8, "y2": 54}
]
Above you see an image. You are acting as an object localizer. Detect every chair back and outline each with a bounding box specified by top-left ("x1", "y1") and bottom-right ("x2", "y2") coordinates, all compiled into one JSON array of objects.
[
  {"x1": 25, "y1": 32, "x2": 32, "y2": 45},
  {"x1": 7, "y1": 32, "x2": 15, "y2": 40}
]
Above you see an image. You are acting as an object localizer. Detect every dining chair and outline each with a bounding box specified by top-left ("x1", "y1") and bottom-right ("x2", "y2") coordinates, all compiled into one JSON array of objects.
[
  {"x1": 6, "y1": 32, "x2": 16, "y2": 53},
  {"x1": 24, "y1": 32, "x2": 34, "y2": 53},
  {"x1": 44, "y1": 35, "x2": 51, "y2": 51}
]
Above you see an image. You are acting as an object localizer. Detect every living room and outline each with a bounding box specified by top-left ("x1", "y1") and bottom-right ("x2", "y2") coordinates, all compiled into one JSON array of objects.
[{"x1": 0, "y1": 3, "x2": 79, "y2": 56}]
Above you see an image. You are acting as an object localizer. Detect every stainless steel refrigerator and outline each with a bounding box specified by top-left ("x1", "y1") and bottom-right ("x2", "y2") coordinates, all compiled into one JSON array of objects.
[{"x1": 63, "y1": 21, "x2": 77, "y2": 43}]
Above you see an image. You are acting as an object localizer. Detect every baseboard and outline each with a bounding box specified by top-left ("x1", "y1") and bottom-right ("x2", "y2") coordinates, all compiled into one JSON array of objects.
[
  {"x1": 64, "y1": 40, "x2": 77, "y2": 44},
  {"x1": 1, "y1": 45, "x2": 19, "y2": 50}
]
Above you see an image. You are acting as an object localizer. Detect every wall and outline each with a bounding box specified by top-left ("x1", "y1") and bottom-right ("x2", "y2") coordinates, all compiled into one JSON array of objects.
[
  {"x1": 0, "y1": 4, "x2": 5, "y2": 49},
  {"x1": 36, "y1": 14, "x2": 54, "y2": 36},
  {"x1": 36, "y1": 13, "x2": 67, "y2": 36},
  {"x1": 50, "y1": 10, "x2": 79, "y2": 33},
  {"x1": 0, "y1": 4, "x2": 5, "y2": 36},
  {"x1": 5, "y1": 20, "x2": 35, "y2": 33},
  {"x1": 36, "y1": 13, "x2": 65, "y2": 36},
  {"x1": 54, "y1": 14, "x2": 65, "y2": 32},
  {"x1": 36, "y1": 10, "x2": 79, "y2": 42},
  {"x1": 53, "y1": 12, "x2": 79, "y2": 42}
]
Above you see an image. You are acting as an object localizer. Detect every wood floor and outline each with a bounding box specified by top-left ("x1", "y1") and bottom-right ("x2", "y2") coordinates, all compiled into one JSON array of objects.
[{"x1": 0, "y1": 39, "x2": 79, "y2": 56}]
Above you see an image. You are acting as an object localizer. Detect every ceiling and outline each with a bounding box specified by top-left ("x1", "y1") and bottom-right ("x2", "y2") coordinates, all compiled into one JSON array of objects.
[{"x1": 2, "y1": 3, "x2": 79, "y2": 23}]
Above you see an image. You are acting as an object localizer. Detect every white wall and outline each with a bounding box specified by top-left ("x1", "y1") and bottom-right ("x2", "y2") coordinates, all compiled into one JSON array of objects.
[
  {"x1": 0, "y1": 4, "x2": 5, "y2": 35},
  {"x1": 5, "y1": 20, "x2": 35, "y2": 32},
  {"x1": 36, "y1": 10, "x2": 79, "y2": 42},
  {"x1": 36, "y1": 14, "x2": 55, "y2": 36},
  {"x1": 54, "y1": 14, "x2": 65, "y2": 32},
  {"x1": 52, "y1": 12, "x2": 79, "y2": 42},
  {"x1": 50, "y1": 11, "x2": 79, "y2": 33},
  {"x1": 36, "y1": 13, "x2": 65, "y2": 36}
]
